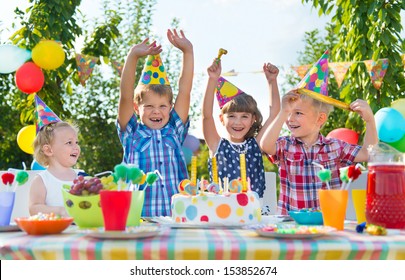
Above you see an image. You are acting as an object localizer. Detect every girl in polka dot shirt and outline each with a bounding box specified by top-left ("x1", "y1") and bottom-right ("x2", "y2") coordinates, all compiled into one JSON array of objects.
[{"x1": 202, "y1": 58, "x2": 280, "y2": 213}]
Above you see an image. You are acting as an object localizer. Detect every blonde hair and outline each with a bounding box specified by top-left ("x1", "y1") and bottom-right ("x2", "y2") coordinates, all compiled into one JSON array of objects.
[
  {"x1": 134, "y1": 84, "x2": 173, "y2": 106},
  {"x1": 33, "y1": 122, "x2": 79, "y2": 167},
  {"x1": 299, "y1": 94, "x2": 334, "y2": 116},
  {"x1": 221, "y1": 93, "x2": 263, "y2": 139}
]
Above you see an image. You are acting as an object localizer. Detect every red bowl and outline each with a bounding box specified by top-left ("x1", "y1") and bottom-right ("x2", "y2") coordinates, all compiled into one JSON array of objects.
[{"x1": 15, "y1": 217, "x2": 73, "y2": 235}]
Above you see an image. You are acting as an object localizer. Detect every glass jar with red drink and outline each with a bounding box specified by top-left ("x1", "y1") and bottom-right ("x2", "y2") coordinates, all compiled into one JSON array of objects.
[{"x1": 366, "y1": 143, "x2": 405, "y2": 229}]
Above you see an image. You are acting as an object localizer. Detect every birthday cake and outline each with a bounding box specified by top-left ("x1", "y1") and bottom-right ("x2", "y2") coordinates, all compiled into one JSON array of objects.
[{"x1": 171, "y1": 178, "x2": 262, "y2": 225}]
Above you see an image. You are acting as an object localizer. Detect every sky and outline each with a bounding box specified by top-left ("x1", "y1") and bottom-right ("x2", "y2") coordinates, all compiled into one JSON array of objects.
[{"x1": 1, "y1": 0, "x2": 404, "y2": 139}]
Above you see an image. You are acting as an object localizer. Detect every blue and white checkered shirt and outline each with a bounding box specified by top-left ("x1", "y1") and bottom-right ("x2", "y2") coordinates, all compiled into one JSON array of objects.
[{"x1": 117, "y1": 110, "x2": 189, "y2": 217}]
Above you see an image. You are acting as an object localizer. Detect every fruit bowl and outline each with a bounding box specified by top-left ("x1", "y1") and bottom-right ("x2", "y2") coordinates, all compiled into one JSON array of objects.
[
  {"x1": 15, "y1": 216, "x2": 73, "y2": 235},
  {"x1": 62, "y1": 189, "x2": 104, "y2": 228},
  {"x1": 288, "y1": 210, "x2": 323, "y2": 225}
]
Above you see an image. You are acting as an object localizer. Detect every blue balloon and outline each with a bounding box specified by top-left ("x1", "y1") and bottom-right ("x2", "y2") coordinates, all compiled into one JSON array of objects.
[
  {"x1": 375, "y1": 107, "x2": 405, "y2": 143},
  {"x1": 31, "y1": 159, "x2": 46, "y2": 170},
  {"x1": 181, "y1": 147, "x2": 193, "y2": 165},
  {"x1": 183, "y1": 134, "x2": 200, "y2": 152},
  {"x1": 0, "y1": 45, "x2": 32, "y2": 74}
]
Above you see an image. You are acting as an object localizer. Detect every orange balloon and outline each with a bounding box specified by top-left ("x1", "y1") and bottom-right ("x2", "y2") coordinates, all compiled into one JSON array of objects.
[{"x1": 326, "y1": 128, "x2": 359, "y2": 145}]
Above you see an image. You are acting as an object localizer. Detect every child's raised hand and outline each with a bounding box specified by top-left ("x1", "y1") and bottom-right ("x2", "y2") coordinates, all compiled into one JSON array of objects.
[
  {"x1": 263, "y1": 62, "x2": 279, "y2": 82},
  {"x1": 207, "y1": 59, "x2": 222, "y2": 79},
  {"x1": 350, "y1": 99, "x2": 374, "y2": 122},
  {"x1": 128, "y1": 38, "x2": 162, "y2": 58},
  {"x1": 167, "y1": 29, "x2": 193, "y2": 53}
]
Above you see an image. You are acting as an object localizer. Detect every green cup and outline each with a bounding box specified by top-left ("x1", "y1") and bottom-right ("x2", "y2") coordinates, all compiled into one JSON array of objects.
[{"x1": 126, "y1": 191, "x2": 145, "y2": 227}]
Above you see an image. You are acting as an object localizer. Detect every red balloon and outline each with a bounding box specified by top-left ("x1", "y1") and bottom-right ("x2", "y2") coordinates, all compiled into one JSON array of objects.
[
  {"x1": 326, "y1": 128, "x2": 359, "y2": 145},
  {"x1": 15, "y1": 62, "x2": 44, "y2": 94}
]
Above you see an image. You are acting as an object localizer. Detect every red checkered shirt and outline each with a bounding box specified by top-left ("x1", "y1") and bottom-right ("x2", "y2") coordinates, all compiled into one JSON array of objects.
[{"x1": 272, "y1": 134, "x2": 361, "y2": 215}]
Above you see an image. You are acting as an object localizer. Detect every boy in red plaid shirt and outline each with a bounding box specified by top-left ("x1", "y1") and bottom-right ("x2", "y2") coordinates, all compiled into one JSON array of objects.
[{"x1": 260, "y1": 92, "x2": 378, "y2": 214}]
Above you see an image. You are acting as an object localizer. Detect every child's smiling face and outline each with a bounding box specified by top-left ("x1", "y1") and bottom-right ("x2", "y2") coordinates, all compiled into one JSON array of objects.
[
  {"x1": 221, "y1": 111, "x2": 255, "y2": 143},
  {"x1": 135, "y1": 91, "x2": 172, "y2": 129}
]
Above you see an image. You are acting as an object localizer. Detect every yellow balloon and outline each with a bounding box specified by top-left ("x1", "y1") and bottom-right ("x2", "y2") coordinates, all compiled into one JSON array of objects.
[
  {"x1": 17, "y1": 125, "x2": 36, "y2": 154},
  {"x1": 32, "y1": 40, "x2": 65, "y2": 70},
  {"x1": 391, "y1": 98, "x2": 405, "y2": 118}
]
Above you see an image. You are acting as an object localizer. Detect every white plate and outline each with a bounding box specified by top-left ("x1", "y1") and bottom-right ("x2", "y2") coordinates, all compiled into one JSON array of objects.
[
  {"x1": 0, "y1": 224, "x2": 21, "y2": 232},
  {"x1": 86, "y1": 227, "x2": 160, "y2": 240},
  {"x1": 165, "y1": 223, "x2": 246, "y2": 229}
]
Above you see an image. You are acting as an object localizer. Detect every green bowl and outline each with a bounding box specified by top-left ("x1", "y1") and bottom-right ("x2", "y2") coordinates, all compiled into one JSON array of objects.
[{"x1": 62, "y1": 189, "x2": 104, "y2": 228}]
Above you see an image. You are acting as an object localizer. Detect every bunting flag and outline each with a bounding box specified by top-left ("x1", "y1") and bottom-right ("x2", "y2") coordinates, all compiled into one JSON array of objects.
[
  {"x1": 363, "y1": 58, "x2": 389, "y2": 90},
  {"x1": 75, "y1": 53, "x2": 99, "y2": 86},
  {"x1": 292, "y1": 64, "x2": 311, "y2": 79},
  {"x1": 329, "y1": 62, "x2": 353, "y2": 88},
  {"x1": 111, "y1": 60, "x2": 123, "y2": 77},
  {"x1": 222, "y1": 69, "x2": 237, "y2": 76}
]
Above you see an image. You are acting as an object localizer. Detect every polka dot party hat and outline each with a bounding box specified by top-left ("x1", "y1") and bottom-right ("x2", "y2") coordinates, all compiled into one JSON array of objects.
[
  {"x1": 34, "y1": 94, "x2": 62, "y2": 133},
  {"x1": 295, "y1": 50, "x2": 350, "y2": 111},
  {"x1": 296, "y1": 50, "x2": 329, "y2": 96},
  {"x1": 138, "y1": 54, "x2": 170, "y2": 85},
  {"x1": 216, "y1": 77, "x2": 245, "y2": 109}
]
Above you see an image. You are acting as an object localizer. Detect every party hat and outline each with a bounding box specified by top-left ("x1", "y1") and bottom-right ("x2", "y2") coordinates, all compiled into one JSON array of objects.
[
  {"x1": 215, "y1": 77, "x2": 245, "y2": 108},
  {"x1": 295, "y1": 50, "x2": 350, "y2": 111},
  {"x1": 34, "y1": 95, "x2": 62, "y2": 132},
  {"x1": 138, "y1": 54, "x2": 170, "y2": 85}
]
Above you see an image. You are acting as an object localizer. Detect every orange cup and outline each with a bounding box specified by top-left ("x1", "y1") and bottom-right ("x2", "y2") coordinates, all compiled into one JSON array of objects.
[
  {"x1": 319, "y1": 189, "x2": 348, "y2": 231},
  {"x1": 352, "y1": 189, "x2": 367, "y2": 224}
]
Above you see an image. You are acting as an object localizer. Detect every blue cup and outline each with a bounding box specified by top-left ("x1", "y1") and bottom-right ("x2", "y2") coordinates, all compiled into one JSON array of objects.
[{"x1": 0, "y1": 192, "x2": 16, "y2": 226}]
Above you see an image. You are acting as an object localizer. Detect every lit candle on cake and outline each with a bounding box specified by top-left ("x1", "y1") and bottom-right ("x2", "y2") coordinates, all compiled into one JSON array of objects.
[
  {"x1": 212, "y1": 157, "x2": 218, "y2": 184},
  {"x1": 191, "y1": 156, "x2": 197, "y2": 185},
  {"x1": 239, "y1": 153, "x2": 247, "y2": 192}
]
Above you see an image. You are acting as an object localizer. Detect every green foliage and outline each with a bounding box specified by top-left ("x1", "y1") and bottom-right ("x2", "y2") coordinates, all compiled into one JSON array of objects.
[{"x1": 301, "y1": 0, "x2": 405, "y2": 114}]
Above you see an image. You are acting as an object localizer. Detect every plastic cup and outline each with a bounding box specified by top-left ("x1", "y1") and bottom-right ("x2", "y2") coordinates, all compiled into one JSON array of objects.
[
  {"x1": 0, "y1": 192, "x2": 16, "y2": 226},
  {"x1": 126, "y1": 191, "x2": 145, "y2": 227},
  {"x1": 100, "y1": 190, "x2": 132, "y2": 231},
  {"x1": 319, "y1": 189, "x2": 348, "y2": 231},
  {"x1": 352, "y1": 189, "x2": 367, "y2": 224}
]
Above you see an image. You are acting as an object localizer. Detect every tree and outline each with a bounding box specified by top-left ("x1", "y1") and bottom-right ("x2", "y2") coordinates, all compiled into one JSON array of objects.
[{"x1": 301, "y1": 0, "x2": 405, "y2": 120}]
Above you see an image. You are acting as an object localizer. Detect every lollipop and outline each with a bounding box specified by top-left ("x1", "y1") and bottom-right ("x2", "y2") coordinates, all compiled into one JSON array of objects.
[
  {"x1": 207, "y1": 182, "x2": 220, "y2": 194},
  {"x1": 229, "y1": 178, "x2": 243, "y2": 193},
  {"x1": 127, "y1": 166, "x2": 144, "y2": 191},
  {"x1": 312, "y1": 162, "x2": 331, "y2": 189},
  {"x1": 178, "y1": 179, "x2": 192, "y2": 194},
  {"x1": 340, "y1": 164, "x2": 364, "y2": 190}
]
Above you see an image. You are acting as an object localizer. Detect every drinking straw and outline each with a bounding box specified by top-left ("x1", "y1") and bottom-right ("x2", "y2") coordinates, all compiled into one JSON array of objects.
[{"x1": 127, "y1": 167, "x2": 144, "y2": 191}]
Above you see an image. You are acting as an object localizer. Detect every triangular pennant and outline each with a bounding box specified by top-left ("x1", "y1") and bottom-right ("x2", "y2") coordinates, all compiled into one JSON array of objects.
[
  {"x1": 291, "y1": 64, "x2": 311, "y2": 79},
  {"x1": 75, "y1": 53, "x2": 99, "y2": 86},
  {"x1": 329, "y1": 62, "x2": 353, "y2": 88},
  {"x1": 215, "y1": 77, "x2": 245, "y2": 108},
  {"x1": 363, "y1": 59, "x2": 389, "y2": 90},
  {"x1": 111, "y1": 60, "x2": 123, "y2": 77},
  {"x1": 34, "y1": 95, "x2": 62, "y2": 133},
  {"x1": 138, "y1": 54, "x2": 170, "y2": 85}
]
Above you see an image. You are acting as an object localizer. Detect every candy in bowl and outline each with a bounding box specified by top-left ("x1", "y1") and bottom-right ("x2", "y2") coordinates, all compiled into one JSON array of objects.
[
  {"x1": 15, "y1": 213, "x2": 73, "y2": 235},
  {"x1": 288, "y1": 209, "x2": 323, "y2": 225}
]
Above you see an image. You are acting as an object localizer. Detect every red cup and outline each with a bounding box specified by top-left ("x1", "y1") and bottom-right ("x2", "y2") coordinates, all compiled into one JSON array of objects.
[{"x1": 100, "y1": 190, "x2": 132, "y2": 231}]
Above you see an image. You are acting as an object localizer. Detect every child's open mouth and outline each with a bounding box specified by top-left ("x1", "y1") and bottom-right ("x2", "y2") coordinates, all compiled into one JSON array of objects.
[{"x1": 150, "y1": 118, "x2": 162, "y2": 123}]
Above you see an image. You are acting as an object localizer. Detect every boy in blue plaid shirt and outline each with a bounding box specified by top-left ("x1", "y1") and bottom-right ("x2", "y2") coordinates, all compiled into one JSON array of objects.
[{"x1": 117, "y1": 29, "x2": 194, "y2": 217}]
